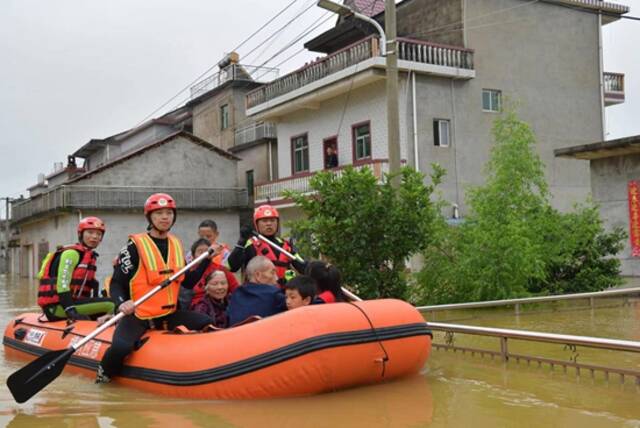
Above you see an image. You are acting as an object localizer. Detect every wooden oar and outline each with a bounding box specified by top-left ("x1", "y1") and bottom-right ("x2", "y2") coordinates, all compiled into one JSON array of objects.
[
  {"x1": 7, "y1": 245, "x2": 217, "y2": 404},
  {"x1": 252, "y1": 233, "x2": 362, "y2": 302}
]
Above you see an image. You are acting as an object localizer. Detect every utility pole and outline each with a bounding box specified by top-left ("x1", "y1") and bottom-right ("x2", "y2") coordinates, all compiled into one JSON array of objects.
[
  {"x1": 0, "y1": 197, "x2": 10, "y2": 274},
  {"x1": 385, "y1": 0, "x2": 401, "y2": 188}
]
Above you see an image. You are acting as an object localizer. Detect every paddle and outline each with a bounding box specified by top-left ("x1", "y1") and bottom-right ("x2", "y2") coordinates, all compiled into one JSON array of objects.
[
  {"x1": 252, "y1": 233, "x2": 362, "y2": 302},
  {"x1": 7, "y1": 245, "x2": 217, "y2": 404}
]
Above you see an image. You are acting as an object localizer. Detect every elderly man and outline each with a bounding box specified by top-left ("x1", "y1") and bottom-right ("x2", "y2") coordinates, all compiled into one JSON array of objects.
[{"x1": 226, "y1": 256, "x2": 286, "y2": 326}]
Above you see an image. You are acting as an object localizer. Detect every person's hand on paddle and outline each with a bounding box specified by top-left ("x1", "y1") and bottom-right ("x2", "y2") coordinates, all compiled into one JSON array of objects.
[
  {"x1": 209, "y1": 243, "x2": 224, "y2": 259},
  {"x1": 95, "y1": 313, "x2": 114, "y2": 327},
  {"x1": 237, "y1": 225, "x2": 254, "y2": 245},
  {"x1": 118, "y1": 300, "x2": 135, "y2": 316}
]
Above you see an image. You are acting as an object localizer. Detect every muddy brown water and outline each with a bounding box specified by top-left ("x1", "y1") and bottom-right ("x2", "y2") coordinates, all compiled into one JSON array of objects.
[{"x1": 0, "y1": 275, "x2": 639, "y2": 427}]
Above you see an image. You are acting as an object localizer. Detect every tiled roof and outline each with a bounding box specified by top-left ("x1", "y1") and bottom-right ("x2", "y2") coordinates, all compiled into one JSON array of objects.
[{"x1": 344, "y1": 0, "x2": 385, "y2": 17}]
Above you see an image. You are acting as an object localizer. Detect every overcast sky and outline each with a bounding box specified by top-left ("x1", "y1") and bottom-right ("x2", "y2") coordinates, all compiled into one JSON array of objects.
[{"x1": 1, "y1": 0, "x2": 638, "y2": 218}]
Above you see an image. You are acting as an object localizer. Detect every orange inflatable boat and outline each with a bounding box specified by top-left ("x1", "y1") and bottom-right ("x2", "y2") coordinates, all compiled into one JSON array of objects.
[{"x1": 3, "y1": 299, "x2": 431, "y2": 400}]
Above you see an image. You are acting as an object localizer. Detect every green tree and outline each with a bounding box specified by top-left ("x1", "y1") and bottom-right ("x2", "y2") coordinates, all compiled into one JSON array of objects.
[
  {"x1": 528, "y1": 204, "x2": 626, "y2": 295},
  {"x1": 286, "y1": 165, "x2": 444, "y2": 300},
  {"x1": 416, "y1": 109, "x2": 625, "y2": 304}
]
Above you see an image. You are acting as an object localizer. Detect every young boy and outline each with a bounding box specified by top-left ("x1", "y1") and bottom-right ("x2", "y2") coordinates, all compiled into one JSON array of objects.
[
  {"x1": 198, "y1": 220, "x2": 229, "y2": 265},
  {"x1": 285, "y1": 276, "x2": 317, "y2": 310}
]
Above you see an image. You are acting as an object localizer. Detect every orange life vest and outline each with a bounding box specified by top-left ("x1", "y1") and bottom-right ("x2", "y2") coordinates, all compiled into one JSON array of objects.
[
  {"x1": 211, "y1": 243, "x2": 230, "y2": 266},
  {"x1": 37, "y1": 244, "x2": 98, "y2": 308},
  {"x1": 129, "y1": 233, "x2": 185, "y2": 320},
  {"x1": 251, "y1": 237, "x2": 293, "y2": 280}
]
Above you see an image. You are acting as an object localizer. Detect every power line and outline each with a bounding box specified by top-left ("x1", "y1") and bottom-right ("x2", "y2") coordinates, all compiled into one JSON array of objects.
[
  {"x1": 405, "y1": 0, "x2": 540, "y2": 40},
  {"x1": 239, "y1": 0, "x2": 318, "y2": 64},
  {"x1": 135, "y1": 0, "x2": 305, "y2": 127},
  {"x1": 165, "y1": 12, "x2": 333, "y2": 119},
  {"x1": 232, "y1": 0, "x2": 302, "y2": 53},
  {"x1": 253, "y1": 12, "x2": 333, "y2": 80}
]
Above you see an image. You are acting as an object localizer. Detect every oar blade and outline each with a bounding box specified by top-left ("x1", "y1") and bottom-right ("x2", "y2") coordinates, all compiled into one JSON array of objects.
[{"x1": 7, "y1": 348, "x2": 74, "y2": 403}]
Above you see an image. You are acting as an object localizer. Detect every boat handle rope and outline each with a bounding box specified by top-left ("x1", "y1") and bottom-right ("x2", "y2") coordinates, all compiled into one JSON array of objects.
[{"x1": 347, "y1": 301, "x2": 390, "y2": 378}]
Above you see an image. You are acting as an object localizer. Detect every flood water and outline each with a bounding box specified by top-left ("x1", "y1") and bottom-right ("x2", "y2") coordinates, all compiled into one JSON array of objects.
[{"x1": 0, "y1": 274, "x2": 639, "y2": 427}]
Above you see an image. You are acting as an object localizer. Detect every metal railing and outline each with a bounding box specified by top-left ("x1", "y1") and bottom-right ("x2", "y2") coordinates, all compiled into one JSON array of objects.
[
  {"x1": 234, "y1": 122, "x2": 276, "y2": 147},
  {"x1": 11, "y1": 185, "x2": 249, "y2": 223},
  {"x1": 246, "y1": 36, "x2": 475, "y2": 109},
  {"x1": 254, "y1": 159, "x2": 389, "y2": 203},
  {"x1": 190, "y1": 64, "x2": 279, "y2": 99},
  {"x1": 426, "y1": 321, "x2": 640, "y2": 384},
  {"x1": 417, "y1": 286, "x2": 640, "y2": 314}
]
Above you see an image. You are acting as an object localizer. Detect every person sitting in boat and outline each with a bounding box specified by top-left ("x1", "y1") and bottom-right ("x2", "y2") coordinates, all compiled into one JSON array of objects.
[
  {"x1": 192, "y1": 270, "x2": 230, "y2": 328},
  {"x1": 305, "y1": 261, "x2": 346, "y2": 304},
  {"x1": 185, "y1": 239, "x2": 238, "y2": 309},
  {"x1": 226, "y1": 204, "x2": 307, "y2": 288},
  {"x1": 37, "y1": 216, "x2": 115, "y2": 322},
  {"x1": 285, "y1": 276, "x2": 317, "y2": 310},
  {"x1": 96, "y1": 193, "x2": 215, "y2": 384},
  {"x1": 226, "y1": 256, "x2": 286, "y2": 326},
  {"x1": 178, "y1": 238, "x2": 238, "y2": 310}
]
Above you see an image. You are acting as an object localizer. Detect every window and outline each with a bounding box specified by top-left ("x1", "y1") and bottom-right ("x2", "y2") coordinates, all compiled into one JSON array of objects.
[
  {"x1": 291, "y1": 134, "x2": 309, "y2": 174},
  {"x1": 246, "y1": 170, "x2": 254, "y2": 198},
  {"x1": 352, "y1": 122, "x2": 371, "y2": 161},
  {"x1": 482, "y1": 89, "x2": 501, "y2": 112},
  {"x1": 220, "y1": 104, "x2": 229, "y2": 130},
  {"x1": 433, "y1": 119, "x2": 450, "y2": 147},
  {"x1": 323, "y1": 137, "x2": 338, "y2": 169}
]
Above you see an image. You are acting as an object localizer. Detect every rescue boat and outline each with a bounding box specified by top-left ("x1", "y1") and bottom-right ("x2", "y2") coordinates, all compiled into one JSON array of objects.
[{"x1": 3, "y1": 299, "x2": 431, "y2": 400}]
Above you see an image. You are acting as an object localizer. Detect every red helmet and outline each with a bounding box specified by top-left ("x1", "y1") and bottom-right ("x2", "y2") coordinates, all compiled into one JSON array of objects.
[
  {"x1": 77, "y1": 216, "x2": 105, "y2": 241},
  {"x1": 78, "y1": 216, "x2": 105, "y2": 234},
  {"x1": 253, "y1": 204, "x2": 279, "y2": 228},
  {"x1": 144, "y1": 193, "x2": 177, "y2": 215}
]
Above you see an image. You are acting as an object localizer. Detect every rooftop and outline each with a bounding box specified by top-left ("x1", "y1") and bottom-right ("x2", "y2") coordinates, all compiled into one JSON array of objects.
[{"x1": 555, "y1": 135, "x2": 640, "y2": 160}]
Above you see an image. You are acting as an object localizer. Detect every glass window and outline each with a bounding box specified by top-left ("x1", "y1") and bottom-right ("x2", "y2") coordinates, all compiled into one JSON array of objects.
[
  {"x1": 433, "y1": 119, "x2": 450, "y2": 147},
  {"x1": 482, "y1": 89, "x2": 501, "y2": 112},
  {"x1": 220, "y1": 104, "x2": 229, "y2": 130},
  {"x1": 292, "y1": 135, "x2": 309, "y2": 174},
  {"x1": 353, "y1": 124, "x2": 371, "y2": 160}
]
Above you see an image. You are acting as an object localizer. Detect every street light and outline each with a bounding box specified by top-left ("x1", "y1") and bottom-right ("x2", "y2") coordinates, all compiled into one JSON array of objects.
[{"x1": 316, "y1": 0, "x2": 386, "y2": 55}]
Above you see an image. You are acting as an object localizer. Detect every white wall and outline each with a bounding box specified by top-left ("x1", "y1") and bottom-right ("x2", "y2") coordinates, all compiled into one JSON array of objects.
[
  {"x1": 15, "y1": 210, "x2": 240, "y2": 282},
  {"x1": 275, "y1": 80, "x2": 410, "y2": 177}
]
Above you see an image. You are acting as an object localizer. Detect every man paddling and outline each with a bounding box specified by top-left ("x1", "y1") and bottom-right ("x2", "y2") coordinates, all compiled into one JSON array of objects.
[
  {"x1": 227, "y1": 204, "x2": 307, "y2": 287},
  {"x1": 96, "y1": 193, "x2": 215, "y2": 384},
  {"x1": 38, "y1": 217, "x2": 115, "y2": 321}
]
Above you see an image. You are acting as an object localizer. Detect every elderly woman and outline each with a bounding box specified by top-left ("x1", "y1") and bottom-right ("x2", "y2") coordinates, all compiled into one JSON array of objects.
[{"x1": 192, "y1": 270, "x2": 230, "y2": 328}]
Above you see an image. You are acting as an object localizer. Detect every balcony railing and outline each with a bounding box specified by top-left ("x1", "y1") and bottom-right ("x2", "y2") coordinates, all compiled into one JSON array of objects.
[
  {"x1": 11, "y1": 185, "x2": 249, "y2": 223},
  {"x1": 604, "y1": 72, "x2": 625, "y2": 106},
  {"x1": 397, "y1": 37, "x2": 474, "y2": 69},
  {"x1": 190, "y1": 64, "x2": 279, "y2": 100},
  {"x1": 246, "y1": 36, "x2": 474, "y2": 110},
  {"x1": 254, "y1": 159, "x2": 389, "y2": 203},
  {"x1": 234, "y1": 122, "x2": 277, "y2": 147}
]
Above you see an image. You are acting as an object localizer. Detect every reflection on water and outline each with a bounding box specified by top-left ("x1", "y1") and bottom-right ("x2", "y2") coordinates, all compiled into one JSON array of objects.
[{"x1": 1, "y1": 274, "x2": 639, "y2": 427}]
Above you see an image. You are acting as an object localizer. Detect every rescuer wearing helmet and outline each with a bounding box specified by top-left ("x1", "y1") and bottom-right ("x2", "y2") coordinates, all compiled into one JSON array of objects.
[
  {"x1": 37, "y1": 216, "x2": 115, "y2": 321},
  {"x1": 96, "y1": 193, "x2": 217, "y2": 384},
  {"x1": 226, "y1": 204, "x2": 307, "y2": 286}
]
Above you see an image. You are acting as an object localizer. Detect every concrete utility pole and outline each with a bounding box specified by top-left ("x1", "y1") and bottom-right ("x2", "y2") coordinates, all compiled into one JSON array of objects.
[
  {"x1": 0, "y1": 197, "x2": 10, "y2": 273},
  {"x1": 385, "y1": 0, "x2": 401, "y2": 188}
]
